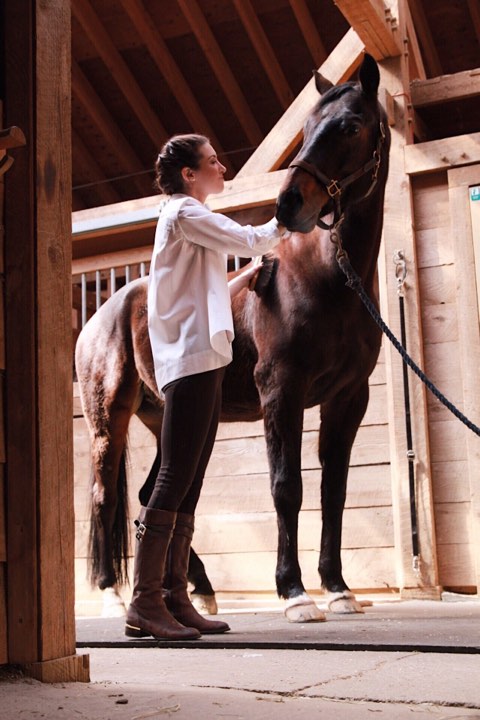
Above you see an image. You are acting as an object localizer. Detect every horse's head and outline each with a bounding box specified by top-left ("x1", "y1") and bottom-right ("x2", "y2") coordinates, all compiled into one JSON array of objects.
[{"x1": 276, "y1": 53, "x2": 389, "y2": 233}]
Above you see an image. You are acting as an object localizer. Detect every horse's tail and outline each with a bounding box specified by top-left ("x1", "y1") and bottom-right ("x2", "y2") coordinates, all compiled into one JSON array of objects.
[{"x1": 88, "y1": 445, "x2": 130, "y2": 588}]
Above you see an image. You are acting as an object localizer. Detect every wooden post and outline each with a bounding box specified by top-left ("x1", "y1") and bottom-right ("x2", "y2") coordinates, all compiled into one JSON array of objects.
[
  {"x1": 4, "y1": 0, "x2": 89, "y2": 680},
  {"x1": 377, "y1": 52, "x2": 441, "y2": 598}
]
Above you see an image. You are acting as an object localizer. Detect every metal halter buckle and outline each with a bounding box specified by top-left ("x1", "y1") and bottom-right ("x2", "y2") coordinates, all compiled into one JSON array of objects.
[
  {"x1": 134, "y1": 520, "x2": 147, "y2": 541},
  {"x1": 326, "y1": 179, "x2": 342, "y2": 198}
]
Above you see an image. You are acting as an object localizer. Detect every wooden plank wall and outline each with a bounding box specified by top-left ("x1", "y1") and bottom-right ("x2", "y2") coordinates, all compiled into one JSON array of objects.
[
  {"x1": 412, "y1": 171, "x2": 476, "y2": 591},
  {"x1": 0, "y1": 103, "x2": 7, "y2": 664},
  {"x1": 73, "y1": 349, "x2": 395, "y2": 614}
]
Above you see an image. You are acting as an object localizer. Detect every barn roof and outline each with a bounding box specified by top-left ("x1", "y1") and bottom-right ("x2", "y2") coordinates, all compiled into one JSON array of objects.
[{"x1": 71, "y1": 0, "x2": 480, "y2": 213}]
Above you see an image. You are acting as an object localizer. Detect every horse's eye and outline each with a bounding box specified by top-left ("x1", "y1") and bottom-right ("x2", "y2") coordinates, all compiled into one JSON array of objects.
[{"x1": 344, "y1": 124, "x2": 360, "y2": 136}]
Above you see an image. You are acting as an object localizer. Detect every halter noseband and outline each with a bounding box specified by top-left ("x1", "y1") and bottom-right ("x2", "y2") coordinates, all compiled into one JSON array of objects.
[{"x1": 288, "y1": 121, "x2": 386, "y2": 230}]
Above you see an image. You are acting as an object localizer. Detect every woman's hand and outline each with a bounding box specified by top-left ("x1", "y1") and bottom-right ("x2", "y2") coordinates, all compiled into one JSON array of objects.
[{"x1": 228, "y1": 258, "x2": 263, "y2": 298}]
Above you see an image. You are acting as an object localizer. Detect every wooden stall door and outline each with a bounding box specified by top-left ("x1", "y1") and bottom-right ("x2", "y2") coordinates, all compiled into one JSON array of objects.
[{"x1": 446, "y1": 164, "x2": 480, "y2": 593}]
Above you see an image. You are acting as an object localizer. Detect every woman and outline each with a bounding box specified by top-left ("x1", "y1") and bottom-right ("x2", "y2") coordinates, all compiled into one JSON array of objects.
[{"x1": 125, "y1": 134, "x2": 290, "y2": 641}]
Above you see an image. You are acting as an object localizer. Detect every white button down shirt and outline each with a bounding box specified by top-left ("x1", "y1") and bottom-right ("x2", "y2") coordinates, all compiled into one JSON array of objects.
[{"x1": 148, "y1": 194, "x2": 287, "y2": 395}]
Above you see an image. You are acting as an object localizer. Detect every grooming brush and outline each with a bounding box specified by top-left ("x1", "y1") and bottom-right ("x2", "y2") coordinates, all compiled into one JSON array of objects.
[{"x1": 248, "y1": 253, "x2": 278, "y2": 296}]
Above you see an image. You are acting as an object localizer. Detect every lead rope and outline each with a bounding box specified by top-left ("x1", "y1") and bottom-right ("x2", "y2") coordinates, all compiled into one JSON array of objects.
[
  {"x1": 335, "y1": 246, "x2": 480, "y2": 437},
  {"x1": 394, "y1": 251, "x2": 420, "y2": 574},
  {"x1": 335, "y1": 243, "x2": 480, "y2": 577}
]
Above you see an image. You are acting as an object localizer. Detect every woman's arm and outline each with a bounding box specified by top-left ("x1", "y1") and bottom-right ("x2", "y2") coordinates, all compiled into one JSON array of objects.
[
  {"x1": 228, "y1": 259, "x2": 262, "y2": 299},
  {"x1": 177, "y1": 199, "x2": 290, "y2": 258}
]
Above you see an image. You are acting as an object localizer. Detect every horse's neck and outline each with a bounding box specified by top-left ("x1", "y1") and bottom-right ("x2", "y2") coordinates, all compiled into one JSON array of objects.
[{"x1": 337, "y1": 199, "x2": 384, "y2": 287}]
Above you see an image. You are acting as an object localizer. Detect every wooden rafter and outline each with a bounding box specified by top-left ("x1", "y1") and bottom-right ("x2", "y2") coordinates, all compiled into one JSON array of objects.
[
  {"x1": 467, "y1": 0, "x2": 480, "y2": 44},
  {"x1": 72, "y1": 130, "x2": 122, "y2": 206},
  {"x1": 333, "y1": 0, "x2": 401, "y2": 59},
  {"x1": 287, "y1": 0, "x2": 327, "y2": 68},
  {"x1": 72, "y1": 60, "x2": 151, "y2": 197},
  {"x1": 403, "y1": 0, "x2": 426, "y2": 81},
  {"x1": 72, "y1": 0, "x2": 166, "y2": 148},
  {"x1": 236, "y1": 28, "x2": 365, "y2": 177},
  {"x1": 406, "y1": 0, "x2": 443, "y2": 77},
  {"x1": 232, "y1": 0, "x2": 293, "y2": 109},
  {"x1": 411, "y1": 68, "x2": 480, "y2": 108},
  {"x1": 118, "y1": 0, "x2": 234, "y2": 175},
  {"x1": 176, "y1": 0, "x2": 263, "y2": 146}
]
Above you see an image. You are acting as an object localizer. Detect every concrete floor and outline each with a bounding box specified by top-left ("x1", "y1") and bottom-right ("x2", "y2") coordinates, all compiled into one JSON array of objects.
[{"x1": 1, "y1": 595, "x2": 479, "y2": 719}]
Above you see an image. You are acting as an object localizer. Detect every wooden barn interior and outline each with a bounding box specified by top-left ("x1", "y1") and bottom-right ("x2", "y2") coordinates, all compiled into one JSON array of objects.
[{"x1": 1, "y1": 0, "x2": 479, "y2": 681}]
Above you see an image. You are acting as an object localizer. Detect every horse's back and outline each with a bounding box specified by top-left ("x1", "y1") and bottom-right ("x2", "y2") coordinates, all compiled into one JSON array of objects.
[{"x1": 75, "y1": 277, "x2": 153, "y2": 424}]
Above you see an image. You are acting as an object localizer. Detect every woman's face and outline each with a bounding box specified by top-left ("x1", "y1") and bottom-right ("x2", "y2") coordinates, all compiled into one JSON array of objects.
[{"x1": 187, "y1": 143, "x2": 226, "y2": 199}]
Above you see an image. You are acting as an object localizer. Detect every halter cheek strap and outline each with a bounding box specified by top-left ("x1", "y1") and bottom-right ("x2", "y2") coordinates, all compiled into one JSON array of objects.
[{"x1": 289, "y1": 121, "x2": 386, "y2": 230}]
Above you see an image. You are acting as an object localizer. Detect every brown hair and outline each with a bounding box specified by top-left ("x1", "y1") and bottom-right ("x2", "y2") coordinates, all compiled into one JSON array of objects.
[{"x1": 154, "y1": 134, "x2": 210, "y2": 195}]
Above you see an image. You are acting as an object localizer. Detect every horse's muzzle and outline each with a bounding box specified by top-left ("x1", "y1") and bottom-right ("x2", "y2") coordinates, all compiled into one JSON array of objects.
[{"x1": 276, "y1": 185, "x2": 307, "y2": 230}]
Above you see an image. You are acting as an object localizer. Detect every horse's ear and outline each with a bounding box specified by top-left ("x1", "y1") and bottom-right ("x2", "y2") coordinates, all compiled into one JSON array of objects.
[
  {"x1": 313, "y1": 70, "x2": 333, "y2": 96},
  {"x1": 359, "y1": 53, "x2": 380, "y2": 98}
]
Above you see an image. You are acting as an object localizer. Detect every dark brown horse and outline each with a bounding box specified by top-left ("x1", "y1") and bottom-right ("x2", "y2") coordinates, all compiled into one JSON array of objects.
[{"x1": 75, "y1": 53, "x2": 390, "y2": 622}]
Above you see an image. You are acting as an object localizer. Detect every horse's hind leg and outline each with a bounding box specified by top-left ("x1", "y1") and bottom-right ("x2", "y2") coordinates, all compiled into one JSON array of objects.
[{"x1": 318, "y1": 384, "x2": 370, "y2": 614}]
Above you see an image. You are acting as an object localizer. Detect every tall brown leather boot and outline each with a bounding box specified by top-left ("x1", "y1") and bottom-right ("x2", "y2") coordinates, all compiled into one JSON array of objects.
[
  {"x1": 125, "y1": 507, "x2": 201, "y2": 640},
  {"x1": 165, "y1": 513, "x2": 230, "y2": 634}
]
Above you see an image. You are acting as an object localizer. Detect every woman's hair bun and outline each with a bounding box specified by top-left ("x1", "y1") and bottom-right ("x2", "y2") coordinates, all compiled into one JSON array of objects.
[{"x1": 154, "y1": 134, "x2": 210, "y2": 195}]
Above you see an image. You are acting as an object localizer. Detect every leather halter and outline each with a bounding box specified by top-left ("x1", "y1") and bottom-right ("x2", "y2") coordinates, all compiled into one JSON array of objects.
[{"x1": 289, "y1": 121, "x2": 386, "y2": 230}]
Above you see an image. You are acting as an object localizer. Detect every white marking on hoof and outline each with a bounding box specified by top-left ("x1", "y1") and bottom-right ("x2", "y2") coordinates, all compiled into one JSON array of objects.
[
  {"x1": 284, "y1": 593, "x2": 326, "y2": 623},
  {"x1": 327, "y1": 591, "x2": 364, "y2": 614},
  {"x1": 101, "y1": 586, "x2": 126, "y2": 618},
  {"x1": 190, "y1": 594, "x2": 218, "y2": 615}
]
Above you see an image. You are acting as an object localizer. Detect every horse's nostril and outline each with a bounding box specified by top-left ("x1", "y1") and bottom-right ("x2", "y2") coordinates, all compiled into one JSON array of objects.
[{"x1": 276, "y1": 186, "x2": 303, "y2": 224}]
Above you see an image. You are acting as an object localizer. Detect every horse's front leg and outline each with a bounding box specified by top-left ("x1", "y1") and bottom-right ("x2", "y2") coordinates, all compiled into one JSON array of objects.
[
  {"x1": 319, "y1": 384, "x2": 370, "y2": 614},
  {"x1": 258, "y1": 371, "x2": 325, "y2": 623}
]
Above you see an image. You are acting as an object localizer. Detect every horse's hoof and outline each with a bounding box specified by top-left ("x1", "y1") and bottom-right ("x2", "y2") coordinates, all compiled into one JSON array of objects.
[
  {"x1": 101, "y1": 586, "x2": 127, "y2": 618},
  {"x1": 190, "y1": 593, "x2": 218, "y2": 615},
  {"x1": 327, "y1": 591, "x2": 364, "y2": 614},
  {"x1": 284, "y1": 593, "x2": 326, "y2": 623}
]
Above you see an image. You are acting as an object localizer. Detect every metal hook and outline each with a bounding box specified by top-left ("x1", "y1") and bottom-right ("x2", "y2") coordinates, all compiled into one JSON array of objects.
[{"x1": 393, "y1": 249, "x2": 407, "y2": 295}]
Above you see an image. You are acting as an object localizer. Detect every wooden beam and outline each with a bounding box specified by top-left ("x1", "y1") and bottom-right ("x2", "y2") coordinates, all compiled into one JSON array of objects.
[
  {"x1": 334, "y1": 0, "x2": 401, "y2": 59},
  {"x1": 5, "y1": 0, "x2": 39, "y2": 665},
  {"x1": 410, "y1": 68, "x2": 480, "y2": 108},
  {"x1": 209, "y1": 169, "x2": 287, "y2": 213},
  {"x1": 72, "y1": 169, "x2": 288, "y2": 243},
  {"x1": 287, "y1": 0, "x2": 327, "y2": 68},
  {"x1": 232, "y1": 0, "x2": 294, "y2": 109},
  {"x1": 406, "y1": 0, "x2": 443, "y2": 77},
  {"x1": 72, "y1": 130, "x2": 122, "y2": 206},
  {"x1": 404, "y1": 132, "x2": 480, "y2": 175},
  {"x1": 467, "y1": 0, "x2": 480, "y2": 45},
  {"x1": 71, "y1": 60, "x2": 151, "y2": 197},
  {"x1": 72, "y1": 0, "x2": 166, "y2": 148},
  {"x1": 236, "y1": 28, "x2": 365, "y2": 177},
  {"x1": 377, "y1": 56, "x2": 440, "y2": 598},
  {"x1": 404, "y1": 0, "x2": 426, "y2": 81},
  {"x1": 118, "y1": 0, "x2": 234, "y2": 175},
  {"x1": 5, "y1": 0, "x2": 88, "y2": 678},
  {"x1": 35, "y1": 0, "x2": 79, "y2": 666},
  {"x1": 0, "y1": 126, "x2": 26, "y2": 150},
  {"x1": 72, "y1": 245, "x2": 153, "y2": 275},
  {"x1": 25, "y1": 654, "x2": 90, "y2": 683},
  {"x1": 177, "y1": 0, "x2": 263, "y2": 146},
  {"x1": 378, "y1": 87, "x2": 395, "y2": 126}
]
